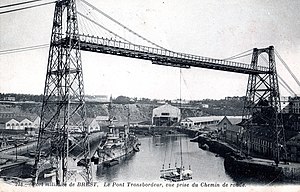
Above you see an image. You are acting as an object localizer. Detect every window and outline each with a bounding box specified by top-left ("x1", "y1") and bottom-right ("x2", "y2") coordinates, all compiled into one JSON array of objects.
[
  {"x1": 21, "y1": 123, "x2": 23, "y2": 126},
  {"x1": 7, "y1": 123, "x2": 10, "y2": 126},
  {"x1": 161, "y1": 113, "x2": 170, "y2": 116}
]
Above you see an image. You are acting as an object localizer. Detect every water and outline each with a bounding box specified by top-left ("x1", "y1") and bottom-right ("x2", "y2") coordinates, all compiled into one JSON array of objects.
[{"x1": 92, "y1": 135, "x2": 234, "y2": 183}]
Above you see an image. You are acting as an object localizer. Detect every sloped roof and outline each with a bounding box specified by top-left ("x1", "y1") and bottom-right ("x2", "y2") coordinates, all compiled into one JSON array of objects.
[
  {"x1": 226, "y1": 116, "x2": 243, "y2": 125},
  {"x1": 0, "y1": 113, "x2": 39, "y2": 124},
  {"x1": 95, "y1": 116, "x2": 109, "y2": 121},
  {"x1": 14, "y1": 117, "x2": 30, "y2": 122},
  {"x1": 183, "y1": 116, "x2": 224, "y2": 123},
  {"x1": 153, "y1": 104, "x2": 180, "y2": 111},
  {"x1": 0, "y1": 117, "x2": 31, "y2": 124},
  {"x1": 287, "y1": 133, "x2": 300, "y2": 146},
  {"x1": 86, "y1": 118, "x2": 96, "y2": 126}
]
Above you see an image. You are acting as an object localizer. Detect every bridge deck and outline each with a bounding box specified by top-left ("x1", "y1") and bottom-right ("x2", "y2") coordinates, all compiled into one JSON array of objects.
[{"x1": 57, "y1": 34, "x2": 270, "y2": 75}]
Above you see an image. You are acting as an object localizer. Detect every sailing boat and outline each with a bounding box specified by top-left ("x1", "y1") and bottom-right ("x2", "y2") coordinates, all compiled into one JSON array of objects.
[{"x1": 160, "y1": 68, "x2": 192, "y2": 182}]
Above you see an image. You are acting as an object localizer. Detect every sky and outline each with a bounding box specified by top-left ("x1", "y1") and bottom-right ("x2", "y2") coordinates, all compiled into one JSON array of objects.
[{"x1": 0, "y1": 0, "x2": 300, "y2": 100}]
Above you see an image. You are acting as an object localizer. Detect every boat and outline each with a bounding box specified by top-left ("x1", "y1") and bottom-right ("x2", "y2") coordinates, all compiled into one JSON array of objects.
[
  {"x1": 95, "y1": 130, "x2": 140, "y2": 165},
  {"x1": 200, "y1": 143, "x2": 209, "y2": 150},
  {"x1": 92, "y1": 104, "x2": 141, "y2": 166},
  {"x1": 103, "y1": 159, "x2": 119, "y2": 167},
  {"x1": 43, "y1": 168, "x2": 57, "y2": 178},
  {"x1": 160, "y1": 167, "x2": 192, "y2": 182}
]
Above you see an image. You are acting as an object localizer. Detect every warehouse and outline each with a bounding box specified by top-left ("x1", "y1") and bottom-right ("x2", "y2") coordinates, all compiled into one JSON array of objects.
[
  {"x1": 180, "y1": 116, "x2": 224, "y2": 129},
  {"x1": 152, "y1": 104, "x2": 180, "y2": 126}
]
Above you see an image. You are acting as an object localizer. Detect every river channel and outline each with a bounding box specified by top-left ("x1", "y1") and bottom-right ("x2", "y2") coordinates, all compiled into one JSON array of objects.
[{"x1": 92, "y1": 135, "x2": 234, "y2": 184}]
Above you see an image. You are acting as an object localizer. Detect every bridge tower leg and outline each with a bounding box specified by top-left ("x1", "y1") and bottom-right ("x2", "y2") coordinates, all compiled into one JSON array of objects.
[
  {"x1": 32, "y1": 0, "x2": 92, "y2": 186},
  {"x1": 243, "y1": 46, "x2": 286, "y2": 165}
]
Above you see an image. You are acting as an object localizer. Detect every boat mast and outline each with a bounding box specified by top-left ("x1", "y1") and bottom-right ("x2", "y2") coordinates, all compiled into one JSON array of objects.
[
  {"x1": 125, "y1": 104, "x2": 130, "y2": 138},
  {"x1": 179, "y1": 68, "x2": 183, "y2": 180}
]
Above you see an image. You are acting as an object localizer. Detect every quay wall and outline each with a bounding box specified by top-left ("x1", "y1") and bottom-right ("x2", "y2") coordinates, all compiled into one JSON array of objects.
[
  {"x1": 192, "y1": 133, "x2": 300, "y2": 184},
  {"x1": 224, "y1": 155, "x2": 284, "y2": 183},
  {"x1": 192, "y1": 135, "x2": 236, "y2": 157}
]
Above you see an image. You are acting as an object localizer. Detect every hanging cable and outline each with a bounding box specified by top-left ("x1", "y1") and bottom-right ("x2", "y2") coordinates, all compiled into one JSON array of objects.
[
  {"x1": 180, "y1": 70, "x2": 193, "y2": 100},
  {"x1": 80, "y1": 0, "x2": 167, "y2": 50},
  {"x1": 79, "y1": 2, "x2": 107, "y2": 39},
  {"x1": 78, "y1": 12, "x2": 131, "y2": 43},
  {"x1": 0, "y1": 1, "x2": 56, "y2": 15}
]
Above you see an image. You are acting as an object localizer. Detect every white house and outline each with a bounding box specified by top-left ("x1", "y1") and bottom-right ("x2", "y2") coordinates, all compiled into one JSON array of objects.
[
  {"x1": 4, "y1": 119, "x2": 20, "y2": 129},
  {"x1": 152, "y1": 104, "x2": 181, "y2": 126},
  {"x1": 19, "y1": 118, "x2": 33, "y2": 130},
  {"x1": 87, "y1": 118, "x2": 101, "y2": 133}
]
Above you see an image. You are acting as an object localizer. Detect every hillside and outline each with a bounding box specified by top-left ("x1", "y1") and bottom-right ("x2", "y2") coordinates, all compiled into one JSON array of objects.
[{"x1": 0, "y1": 93, "x2": 245, "y2": 124}]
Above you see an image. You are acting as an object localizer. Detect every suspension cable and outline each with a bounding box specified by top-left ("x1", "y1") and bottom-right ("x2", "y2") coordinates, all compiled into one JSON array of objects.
[
  {"x1": 260, "y1": 54, "x2": 297, "y2": 97},
  {"x1": 275, "y1": 49, "x2": 300, "y2": 88},
  {"x1": 0, "y1": 44, "x2": 49, "y2": 55},
  {"x1": 223, "y1": 49, "x2": 253, "y2": 60},
  {"x1": 80, "y1": 0, "x2": 167, "y2": 50},
  {"x1": 279, "y1": 81, "x2": 296, "y2": 97},
  {"x1": 0, "y1": 0, "x2": 44, "y2": 9},
  {"x1": 278, "y1": 75, "x2": 297, "y2": 96},
  {"x1": 0, "y1": 1, "x2": 56, "y2": 15},
  {"x1": 224, "y1": 52, "x2": 252, "y2": 61},
  {"x1": 275, "y1": 50, "x2": 300, "y2": 86},
  {"x1": 260, "y1": 54, "x2": 269, "y2": 64}
]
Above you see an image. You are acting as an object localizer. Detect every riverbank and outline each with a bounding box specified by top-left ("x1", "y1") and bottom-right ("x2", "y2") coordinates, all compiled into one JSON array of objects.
[{"x1": 191, "y1": 133, "x2": 300, "y2": 184}]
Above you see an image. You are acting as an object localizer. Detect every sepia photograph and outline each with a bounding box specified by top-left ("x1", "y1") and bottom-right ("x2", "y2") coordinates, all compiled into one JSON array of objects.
[{"x1": 0, "y1": 0, "x2": 300, "y2": 191}]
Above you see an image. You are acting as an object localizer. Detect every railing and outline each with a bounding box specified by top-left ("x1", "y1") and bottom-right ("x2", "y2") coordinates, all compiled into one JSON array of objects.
[{"x1": 57, "y1": 33, "x2": 270, "y2": 74}]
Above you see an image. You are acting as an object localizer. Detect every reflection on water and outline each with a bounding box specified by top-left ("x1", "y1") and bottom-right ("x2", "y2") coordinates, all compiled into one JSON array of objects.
[{"x1": 93, "y1": 135, "x2": 234, "y2": 183}]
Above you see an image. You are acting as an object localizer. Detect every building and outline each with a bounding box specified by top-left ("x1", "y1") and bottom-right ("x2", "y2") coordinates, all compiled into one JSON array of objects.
[
  {"x1": 202, "y1": 104, "x2": 209, "y2": 109},
  {"x1": 2, "y1": 96, "x2": 15, "y2": 101},
  {"x1": 286, "y1": 134, "x2": 300, "y2": 162},
  {"x1": 224, "y1": 96, "x2": 245, "y2": 101},
  {"x1": 180, "y1": 116, "x2": 224, "y2": 129},
  {"x1": 217, "y1": 116, "x2": 243, "y2": 144},
  {"x1": 85, "y1": 95, "x2": 110, "y2": 103},
  {"x1": 0, "y1": 115, "x2": 40, "y2": 130},
  {"x1": 171, "y1": 99, "x2": 190, "y2": 104},
  {"x1": 86, "y1": 118, "x2": 101, "y2": 133},
  {"x1": 152, "y1": 104, "x2": 180, "y2": 126},
  {"x1": 282, "y1": 96, "x2": 300, "y2": 114},
  {"x1": 95, "y1": 115, "x2": 117, "y2": 126}
]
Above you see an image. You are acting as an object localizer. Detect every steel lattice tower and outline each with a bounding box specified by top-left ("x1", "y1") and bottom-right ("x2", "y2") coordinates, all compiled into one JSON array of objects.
[
  {"x1": 32, "y1": 0, "x2": 92, "y2": 186},
  {"x1": 243, "y1": 46, "x2": 286, "y2": 165}
]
